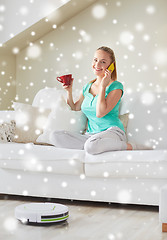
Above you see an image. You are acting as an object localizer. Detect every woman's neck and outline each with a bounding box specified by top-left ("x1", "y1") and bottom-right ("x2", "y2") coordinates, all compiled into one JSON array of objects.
[
  {"x1": 94, "y1": 76, "x2": 115, "y2": 87},
  {"x1": 94, "y1": 76, "x2": 103, "y2": 85}
]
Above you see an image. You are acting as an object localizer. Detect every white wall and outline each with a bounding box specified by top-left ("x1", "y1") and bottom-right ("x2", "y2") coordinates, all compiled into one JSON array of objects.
[
  {"x1": 16, "y1": 0, "x2": 167, "y2": 104},
  {"x1": 0, "y1": 0, "x2": 70, "y2": 44}
]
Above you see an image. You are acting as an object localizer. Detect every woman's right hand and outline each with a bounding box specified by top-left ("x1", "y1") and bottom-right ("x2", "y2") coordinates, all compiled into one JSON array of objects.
[{"x1": 62, "y1": 78, "x2": 74, "y2": 92}]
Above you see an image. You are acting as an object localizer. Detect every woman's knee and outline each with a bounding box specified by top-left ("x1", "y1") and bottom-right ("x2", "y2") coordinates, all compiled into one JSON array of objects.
[{"x1": 84, "y1": 137, "x2": 100, "y2": 154}]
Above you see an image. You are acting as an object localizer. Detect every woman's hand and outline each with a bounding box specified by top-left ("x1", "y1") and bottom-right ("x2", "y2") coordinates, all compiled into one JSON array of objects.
[
  {"x1": 62, "y1": 78, "x2": 74, "y2": 92},
  {"x1": 101, "y1": 69, "x2": 111, "y2": 89}
]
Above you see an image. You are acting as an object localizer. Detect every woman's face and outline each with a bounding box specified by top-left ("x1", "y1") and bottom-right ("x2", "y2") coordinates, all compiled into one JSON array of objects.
[{"x1": 92, "y1": 50, "x2": 111, "y2": 77}]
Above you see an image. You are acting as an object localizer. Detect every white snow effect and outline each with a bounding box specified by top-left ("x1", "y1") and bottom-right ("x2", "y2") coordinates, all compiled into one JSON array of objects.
[
  {"x1": 119, "y1": 31, "x2": 134, "y2": 46},
  {"x1": 15, "y1": 112, "x2": 29, "y2": 126},
  {"x1": 23, "y1": 125, "x2": 29, "y2": 131},
  {"x1": 146, "y1": 5, "x2": 156, "y2": 15},
  {"x1": 50, "y1": 42, "x2": 54, "y2": 47},
  {"x1": 162, "y1": 107, "x2": 167, "y2": 114},
  {"x1": 43, "y1": 177, "x2": 48, "y2": 183},
  {"x1": 22, "y1": 66, "x2": 26, "y2": 70},
  {"x1": 22, "y1": 21, "x2": 27, "y2": 26},
  {"x1": 123, "y1": 55, "x2": 128, "y2": 60},
  {"x1": 70, "y1": 118, "x2": 76, "y2": 124},
  {"x1": 12, "y1": 47, "x2": 20, "y2": 54},
  {"x1": 18, "y1": 149, "x2": 24, "y2": 155},
  {"x1": 90, "y1": 190, "x2": 96, "y2": 196},
  {"x1": 153, "y1": 49, "x2": 167, "y2": 66},
  {"x1": 118, "y1": 190, "x2": 131, "y2": 203},
  {"x1": 128, "y1": 44, "x2": 135, "y2": 51},
  {"x1": 108, "y1": 233, "x2": 116, "y2": 240},
  {"x1": 22, "y1": 190, "x2": 28, "y2": 195},
  {"x1": 116, "y1": 1, "x2": 122, "y2": 7},
  {"x1": 140, "y1": 91, "x2": 155, "y2": 105},
  {"x1": 61, "y1": 181, "x2": 68, "y2": 188},
  {"x1": 92, "y1": 4, "x2": 106, "y2": 19},
  {"x1": 31, "y1": 31, "x2": 36, "y2": 36},
  {"x1": 80, "y1": 174, "x2": 85, "y2": 180},
  {"x1": 126, "y1": 154, "x2": 132, "y2": 160},
  {"x1": 0, "y1": 5, "x2": 5, "y2": 12},
  {"x1": 79, "y1": 29, "x2": 91, "y2": 42},
  {"x1": 135, "y1": 22, "x2": 144, "y2": 32},
  {"x1": 26, "y1": 44, "x2": 42, "y2": 59},
  {"x1": 143, "y1": 34, "x2": 150, "y2": 42},
  {"x1": 112, "y1": 19, "x2": 118, "y2": 24},
  {"x1": 72, "y1": 26, "x2": 76, "y2": 31},
  {"x1": 23, "y1": 156, "x2": 43, "y2": 172},
  {"x1": 146, "y1": 125, "x2": 154, "y2": 132},
  {"x1": 19, "y1": 6, "x2": 29, "y2": 16},
  {"x1": 17, "y1": 174, "x2": 22, "y2": 180},
  {"x1": 47, "y1": 166, "x2": 53, "y2": 172},
  {"x1": 3, "y1": 217, "x2": 18, "y2": 232},
  {"x1": 35, "y1": 115, "x2": 48, "y2": 129},
  {"x1": 35, "y1": 129, "x2": 41, "y2": 135},
  {"x1": 68, "y1": 158, "x2": 76, "y2": 166},
  {"x1": 75, "y1": 64, "x2": 79, "y2": 69},
  {"x1": 72, "y1": 51, "x2": 83, "y2": 60},
  {"x1": 103, "y1": 171, "x2": 109, "y2": 177},
  {"x1": 52, "y1": 24, "x2": 57, "y2": 29}
]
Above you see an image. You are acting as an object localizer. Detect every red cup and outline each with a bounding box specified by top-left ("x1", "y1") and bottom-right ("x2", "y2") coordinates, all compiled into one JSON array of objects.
[{"x1": 56, "y1": 74, "x2": 73, "y2": 86}]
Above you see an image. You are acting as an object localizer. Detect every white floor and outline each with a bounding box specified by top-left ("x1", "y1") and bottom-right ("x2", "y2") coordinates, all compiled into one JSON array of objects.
[{"x1": 0, "y1": 195, "x2": 166, "y2": 240}]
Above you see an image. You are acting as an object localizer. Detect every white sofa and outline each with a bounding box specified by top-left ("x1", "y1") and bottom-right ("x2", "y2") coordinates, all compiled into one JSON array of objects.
[{"x1": 0, "y1": 88, "x2": 167, "y2": 206}]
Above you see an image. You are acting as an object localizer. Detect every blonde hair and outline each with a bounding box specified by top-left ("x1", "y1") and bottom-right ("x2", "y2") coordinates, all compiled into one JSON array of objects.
[{"x1": 97, "y1": 46, "x2": 117, "y2": 80}]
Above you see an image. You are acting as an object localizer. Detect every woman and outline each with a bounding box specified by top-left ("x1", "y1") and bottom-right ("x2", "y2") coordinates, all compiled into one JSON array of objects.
[{"x1": 50, "y1": 46, "x2": 133, "y2": 154}]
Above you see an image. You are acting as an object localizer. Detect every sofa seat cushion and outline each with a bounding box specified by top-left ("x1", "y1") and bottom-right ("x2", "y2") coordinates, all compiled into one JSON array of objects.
[
  {"x1": 84, "y1": 150, "x2": 167, "y2": 179},
  {"x1": 0, "y1": 143, "x2": 85, "y2": 175}
]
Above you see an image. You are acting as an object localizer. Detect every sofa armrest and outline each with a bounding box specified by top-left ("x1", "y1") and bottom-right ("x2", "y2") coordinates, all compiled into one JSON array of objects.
[{"x1": 0, "y1": 111, "x2": 15, "y2": 124}]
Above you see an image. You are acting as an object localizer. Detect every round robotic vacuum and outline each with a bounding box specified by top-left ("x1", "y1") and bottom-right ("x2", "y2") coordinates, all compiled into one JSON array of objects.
[{"x1": 15, "y1": 202, "x2": 69, "y2": 224}]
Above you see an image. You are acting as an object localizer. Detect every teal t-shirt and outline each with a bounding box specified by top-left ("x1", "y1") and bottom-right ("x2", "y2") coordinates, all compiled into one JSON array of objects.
[{"x1": 81, "y1": 80, "x2": 124, "y2": 134}]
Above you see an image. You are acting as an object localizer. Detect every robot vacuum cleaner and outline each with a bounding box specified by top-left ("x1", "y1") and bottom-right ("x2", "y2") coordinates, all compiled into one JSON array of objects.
[{"x1": 15, "y1": 202, "x2": 69, "y2": 224}]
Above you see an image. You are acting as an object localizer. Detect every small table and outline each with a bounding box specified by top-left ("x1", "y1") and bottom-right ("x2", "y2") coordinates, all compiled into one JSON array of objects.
[{"x1": 159, "y1": 184, "x2": 167, "y2": 232}]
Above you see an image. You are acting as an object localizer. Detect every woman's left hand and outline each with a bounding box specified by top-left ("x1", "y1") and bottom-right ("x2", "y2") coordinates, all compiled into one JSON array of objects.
[{"x1": 101, "y1": 69, "x2": 111, "y2": 88}]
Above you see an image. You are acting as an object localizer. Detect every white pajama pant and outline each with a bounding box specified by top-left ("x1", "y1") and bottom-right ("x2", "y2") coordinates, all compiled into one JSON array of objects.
[{"x1": 49, "y1": 126, "x2": 127, "y2": 155}]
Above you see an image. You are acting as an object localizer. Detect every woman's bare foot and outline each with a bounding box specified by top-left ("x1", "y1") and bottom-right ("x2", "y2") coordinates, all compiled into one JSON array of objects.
[{"x1": 127, "y1": 143, "x2": 133, "y2": 150}]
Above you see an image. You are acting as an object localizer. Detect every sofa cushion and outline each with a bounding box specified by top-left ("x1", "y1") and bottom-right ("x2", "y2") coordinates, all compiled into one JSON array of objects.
[
  {"x1": 0, "y1": 143, "x2": 85, "y2": 175},
  {"x1": 119, "y1": 113, "x2": 129, "y2": 134},
  {"x1": 32, "y1": 88, "x2": 66, "y2": 108},
  {"x1": 84, "y1": 149, "x2": 167, "y2": 179},
  {"x1": 36, "y1": 96, "x2": 87, "y2": 144},
  {"x1": 13, "y1": 102, "x2": 50, "y2": 143},
  {"x1": 0, "y1": 111, "x2": 15, "y2": 124},
  {"x1": 120, "y1": 91, "x2": 167, "y2": 149}
]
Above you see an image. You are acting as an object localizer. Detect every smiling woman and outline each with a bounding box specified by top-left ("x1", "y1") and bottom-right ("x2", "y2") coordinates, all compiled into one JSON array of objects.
[{"x1": 49, "y1": 46, "x2": 136, "y2": 154}]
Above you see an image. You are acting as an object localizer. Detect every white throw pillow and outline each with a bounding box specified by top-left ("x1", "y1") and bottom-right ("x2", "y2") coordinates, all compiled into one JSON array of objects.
[
  {"x1": 13, "y1": 102, "x2": 51, "y2": 143},
  {"x1": 36, "y1": 97, "x2": 87, "y2": 144}
]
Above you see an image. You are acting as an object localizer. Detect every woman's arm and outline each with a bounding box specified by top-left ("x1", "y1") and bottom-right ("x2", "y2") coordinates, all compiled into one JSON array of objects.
[
  {"x1": 63, "y1": 79, "x2": 84, "y2": 111},
  {"x1": 96, "y1": 69, "x2": 122, "y2": 117},
  {"x1": 96, "y1": 87, "x2": 122, "y2": 118},
  {"x1": 67, "y1": 90, "x2": 84, "y2": 111}
]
